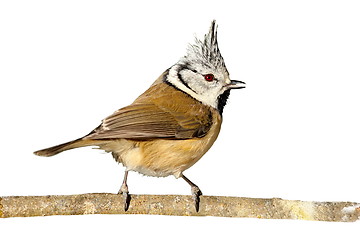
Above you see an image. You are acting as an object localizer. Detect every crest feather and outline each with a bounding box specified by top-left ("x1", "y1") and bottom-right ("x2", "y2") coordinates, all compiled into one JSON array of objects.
[{"x1": 180, "y1": 20, "x2": 227, "y2": 71}]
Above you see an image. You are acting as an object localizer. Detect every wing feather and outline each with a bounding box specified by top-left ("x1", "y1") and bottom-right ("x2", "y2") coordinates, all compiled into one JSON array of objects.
[{"x1": 85, "y1": 82, "x2": 213, "y2": 140}]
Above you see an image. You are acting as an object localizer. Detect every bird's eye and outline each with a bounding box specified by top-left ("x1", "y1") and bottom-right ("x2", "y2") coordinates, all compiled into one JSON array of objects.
[{"x1": 204, "y1": 74, "x2": 214, "y2": 81}]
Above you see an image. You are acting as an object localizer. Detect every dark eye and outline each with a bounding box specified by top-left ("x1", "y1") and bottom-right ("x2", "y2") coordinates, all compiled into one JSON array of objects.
[{"x1": 204, "y1": 74, "x2": 214, "y2": 81}]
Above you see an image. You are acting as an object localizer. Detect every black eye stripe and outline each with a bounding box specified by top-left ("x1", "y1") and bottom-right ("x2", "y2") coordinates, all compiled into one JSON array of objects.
[
  {"x1": 177, "y1": 70, "x2": 192, "y2": 90},
  {"x1": 188, "y1": 69, "x2": 218, "y2": 82},
  {"x1": 177, "y1": 64, "x2": 218, "y2": 83},
  {"x1": 176, "y1": 66, "x2": 200, "y2": 94}
]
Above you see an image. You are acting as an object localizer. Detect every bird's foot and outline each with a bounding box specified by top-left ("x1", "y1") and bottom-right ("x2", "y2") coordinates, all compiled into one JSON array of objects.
[
  {"x1": 118, "y1": 183, "x2": 131, "y2": 211},
  {"x1": 191, "y1": 185, "x2": 202, "y2": 212}
]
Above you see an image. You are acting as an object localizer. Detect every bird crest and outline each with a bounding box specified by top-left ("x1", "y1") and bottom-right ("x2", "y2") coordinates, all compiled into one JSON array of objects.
[{"x1": 180, "y1": 20, "x2": 228, "y2": 73}]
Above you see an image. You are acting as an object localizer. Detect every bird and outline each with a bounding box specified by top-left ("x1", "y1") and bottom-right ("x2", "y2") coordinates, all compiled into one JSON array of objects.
[{"x1": 34, "y1": 20, "x2": 245, "y2": 212}]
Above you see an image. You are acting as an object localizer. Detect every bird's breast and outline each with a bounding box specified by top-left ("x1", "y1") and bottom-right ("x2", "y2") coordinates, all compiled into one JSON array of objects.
[{"x1": 109, "y1": 109, "x2": 222, "y2": 178}]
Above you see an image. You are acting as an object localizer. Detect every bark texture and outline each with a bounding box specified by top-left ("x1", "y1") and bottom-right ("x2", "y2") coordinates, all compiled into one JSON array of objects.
[{"x1": 1, "y1": 193, "x2": 359, "y2": 222}]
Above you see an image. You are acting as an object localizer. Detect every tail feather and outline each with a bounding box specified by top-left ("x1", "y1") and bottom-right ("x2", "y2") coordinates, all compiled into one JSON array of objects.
[{"x1": 34, "y1": 138, "x2": 99, "y2": 157}]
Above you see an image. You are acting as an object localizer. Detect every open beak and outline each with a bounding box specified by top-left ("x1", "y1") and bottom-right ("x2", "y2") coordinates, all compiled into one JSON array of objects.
[{"x1": 226, "y1": 80, "x2": 246, "y2": 89}]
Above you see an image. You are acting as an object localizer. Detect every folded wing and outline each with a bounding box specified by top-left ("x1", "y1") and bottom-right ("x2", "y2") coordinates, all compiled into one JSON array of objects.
[{"x1": 85, "y1": 103, "x2": 211, "y2": 140}]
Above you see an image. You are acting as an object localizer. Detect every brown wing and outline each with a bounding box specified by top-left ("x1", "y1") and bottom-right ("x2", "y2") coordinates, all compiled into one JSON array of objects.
[{"x1": 85, "y1": 82, "x2": 213, "y2": 140}]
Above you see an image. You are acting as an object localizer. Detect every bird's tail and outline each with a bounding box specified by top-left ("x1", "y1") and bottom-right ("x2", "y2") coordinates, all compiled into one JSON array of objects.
[{"x1": 34, "y1": 138, "x2": 101, "y2": 157}]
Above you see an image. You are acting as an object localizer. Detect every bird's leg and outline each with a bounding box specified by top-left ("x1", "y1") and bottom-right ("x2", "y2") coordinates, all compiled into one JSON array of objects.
[
  {"x1": 181, "y1": 175, "x2": 202, "y2": 212},
  {"x1": 118, "y1": 170, "x2": 131, "y2": 211}
]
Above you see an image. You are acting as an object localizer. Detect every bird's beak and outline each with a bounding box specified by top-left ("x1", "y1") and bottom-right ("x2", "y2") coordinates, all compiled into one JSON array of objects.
[{"x1": 226, "y1": 80, "x2": 246, "y2": 89}]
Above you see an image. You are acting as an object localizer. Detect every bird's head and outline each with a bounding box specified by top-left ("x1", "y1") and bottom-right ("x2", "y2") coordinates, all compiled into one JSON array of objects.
[{"x1": 166, "y1": 20, "x2": 245, "y2": 114}]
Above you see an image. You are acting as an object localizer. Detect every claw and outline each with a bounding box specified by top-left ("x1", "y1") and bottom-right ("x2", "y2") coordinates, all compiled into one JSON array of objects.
[
  {"x1": 122, "y1": 191, "x2": 131, "y2": 212},
  {"x1": 182, "y1": 175, "x2": 202, "y2": 212},
  {"x1": 191, "y1": 185, "x2": 202, "y2": 212},
  {"x1": 118, "y1": 170, "x2": 131, "y2": 211}
]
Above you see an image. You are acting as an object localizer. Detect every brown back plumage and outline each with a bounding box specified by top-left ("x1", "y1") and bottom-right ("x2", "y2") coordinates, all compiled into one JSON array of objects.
[
  {"x1": 85, "y1": 80, "x2": 213, "y2": 140},
  {"x1": 34, "y1": 71, "x2": 215, "y2": 157}
]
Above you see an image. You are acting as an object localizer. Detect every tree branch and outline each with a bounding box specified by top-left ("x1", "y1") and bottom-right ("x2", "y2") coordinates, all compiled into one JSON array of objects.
[{"x1": 0, "y1": 193, "x2": 359, "y2": 221}]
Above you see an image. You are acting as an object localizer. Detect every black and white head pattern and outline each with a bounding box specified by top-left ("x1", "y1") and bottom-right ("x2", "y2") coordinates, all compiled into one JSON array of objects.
[{"x1": 166, "y1": 20, "x2": 232, "y2": 113}]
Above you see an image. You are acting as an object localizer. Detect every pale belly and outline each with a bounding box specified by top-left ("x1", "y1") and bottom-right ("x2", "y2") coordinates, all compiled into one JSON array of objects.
[{"x1": 101, "y1": 119, "x2": 221, "y2": 178}]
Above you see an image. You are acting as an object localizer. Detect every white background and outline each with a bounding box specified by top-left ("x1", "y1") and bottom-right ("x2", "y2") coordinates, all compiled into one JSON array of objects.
[{"x1": 0, "y1": 0, "x2": 359, "y2": 239}]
